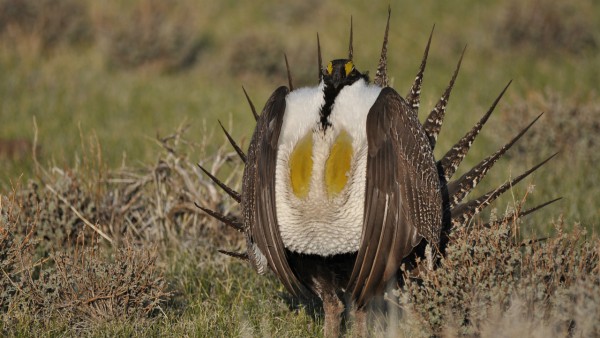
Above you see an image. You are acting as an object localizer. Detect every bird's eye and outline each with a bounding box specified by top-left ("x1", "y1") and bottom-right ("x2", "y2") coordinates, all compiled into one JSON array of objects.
[
  {"x1": 344, "y1": 61, "x2": 354, "y2": 76},
  {"x1": 327, "y1": 62, "x2": 333, "y2": 75}
]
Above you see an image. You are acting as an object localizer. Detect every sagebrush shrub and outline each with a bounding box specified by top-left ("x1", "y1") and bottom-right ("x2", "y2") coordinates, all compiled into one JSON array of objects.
[{"x1": 399, "y1": 219, "x2": 599, "y2": 336}]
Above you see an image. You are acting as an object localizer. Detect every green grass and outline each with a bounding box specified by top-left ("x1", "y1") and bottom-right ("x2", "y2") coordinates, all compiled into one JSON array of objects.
[
  {"x1": 1, "y1": 0, "x2": 600, "y2": 336},
  {"x1": 2, "y1": 0, "x2": 599, "y2": 229}
]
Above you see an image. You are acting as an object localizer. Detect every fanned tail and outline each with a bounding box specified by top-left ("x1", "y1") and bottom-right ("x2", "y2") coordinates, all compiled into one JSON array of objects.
[
  {"x1": 450, "y1": 153, "x2": 557, "y2": 226},
  {"x1": 438, "y1": 81, "x2": 511, "y2": 182},
  {"x1": 484, "y1": 197, "x2": 562, "y2": 228},
  {"x1": 218, "y1": 120, "x2": 247, "y2": 164},
  {"x1": 405, "y1": 26, "x2": 434, "y2": 113},
  {"x1": 317, "y1": 33, "x2": 323, "y2": 82},
  {"x1": 197, "y1": 164, "x2": 241, "y2": 203},
  {"x1": 374, "y1": 7, "x2": 391, "y2": 87},
  {"x1": 348, "y1": 16, "x2": 353, "y2": 60},
  {"x1": 194, "y1": 202, "x2": 244, "y2": 232},
  {"x1": 423, "y1": 46, "x2": 466, "y2": 150},
  {"x1": 446, "y1": 113, "x2": 543, "y2": 208},
  {"x1": 284, "y1": 54, "x2": 294, "y2": 91},
  {"x1": 218, "y1": 249, "x2": 250, "y2": 262},
  {"x1": 242, "y1": 86, "x2": 259, "y2": 121}
]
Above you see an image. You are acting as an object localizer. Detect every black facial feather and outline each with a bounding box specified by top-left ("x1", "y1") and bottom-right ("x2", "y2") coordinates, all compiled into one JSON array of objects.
[{"x1": 319, "y1": 59, "x2": 369, "y2": 129}]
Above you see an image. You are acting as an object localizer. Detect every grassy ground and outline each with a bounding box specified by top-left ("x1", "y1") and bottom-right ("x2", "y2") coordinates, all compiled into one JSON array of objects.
[{"x1": 1, "y1": 0, "x2": 599, "y2": 336}]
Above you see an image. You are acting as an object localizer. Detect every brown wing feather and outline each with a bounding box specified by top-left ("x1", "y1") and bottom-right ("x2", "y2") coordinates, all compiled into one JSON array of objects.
[
  {"x1": 243, "y1": 86, "x2": 309, "y2": 298},
  {"x1": 348, "y1": 87, "x2": 442, "y2": 307}
]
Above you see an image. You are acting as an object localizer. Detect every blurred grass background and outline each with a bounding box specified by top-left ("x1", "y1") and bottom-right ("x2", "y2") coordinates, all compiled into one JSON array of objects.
[
  {"x1": 1, "y1": 0, "x2": 599, "y2": 233},
  {"x1": 1, "y1": 1, "x2": 599, "y2": 336}
]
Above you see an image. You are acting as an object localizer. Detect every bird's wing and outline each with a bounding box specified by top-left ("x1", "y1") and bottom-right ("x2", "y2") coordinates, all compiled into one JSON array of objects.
[
  {"x1": 243, "y1": 86, "x2": 309, "y2": 298},
  {"x1": 347, "y1": 87, "x2": 442, "y2": 307}
]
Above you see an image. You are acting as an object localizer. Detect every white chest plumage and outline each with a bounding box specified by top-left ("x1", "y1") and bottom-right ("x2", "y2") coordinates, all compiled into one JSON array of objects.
[{"x1": 275, "y1": 79, "x2": 382, "y2": 256}]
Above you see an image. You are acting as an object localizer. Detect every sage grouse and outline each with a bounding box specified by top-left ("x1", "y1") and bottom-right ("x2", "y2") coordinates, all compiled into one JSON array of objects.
[{"x1": 197, "y1": 9, "x2": 556, "y2": 337}]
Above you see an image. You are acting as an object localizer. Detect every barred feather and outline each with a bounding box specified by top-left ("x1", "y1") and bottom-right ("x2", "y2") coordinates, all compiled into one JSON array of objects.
[
  {"x1": 374, "y1": 7, "x2": 391, "y2": 87},
  {"x1": 194, "y1": 202, "x2": 244, "y2": 232},
  {"x1": 284, "y1": 54, "x2": 294, "y2": 91},
  {"x1": 218, "y1": 249, "x2": 250, "y2": 262},
  {"x1": 484, "y1": 197, "x2": 562, "y2": 228},
  {"x1": 438, "y1": 81, "x2": 511, "y2": 182},
  {"x1": 405, "y1": 26, "x2": 434, "y2": 112},
  {"x1": 242, "y1": 86, "x2": 259, "y2": 121},
  {"x1": 450, "y1": 153, "x2": 557, "y2": 226},
  {"x1": 197, "y1": 164, "x2": 241, "y2": 203},
  {"x1": 218, "y1": 120, "x2": 247, "y2": 164},
  {"x1": 422, "y1": 46, "x2": 466, "y2": 150},
  {"x1": 446, "y1": 113, "x2": 543, "y2": 208}
]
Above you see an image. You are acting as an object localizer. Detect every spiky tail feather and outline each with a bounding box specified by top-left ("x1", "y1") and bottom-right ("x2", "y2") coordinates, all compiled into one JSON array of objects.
[
  {"x1": 218, "y1": 120, "x2": 247, "y2": 164},
  {"x1": 445, "y1": 113, "x2": 543, "y2": 209},
  {"x1": 437, "y1": 81, "x2": 512, "y2": 183},
  {"x1": 450, "y1": 153, "x2": 557, "y2": 227},
  {"x1": 197, "y1": 164, "x2": 241, "y2": 203},
  {"x1": 422, "y1": 46, "x2": 466, "y2": 150},
  {"x1": 406, "y1": 26, "x2": 434, "y2": 112}
]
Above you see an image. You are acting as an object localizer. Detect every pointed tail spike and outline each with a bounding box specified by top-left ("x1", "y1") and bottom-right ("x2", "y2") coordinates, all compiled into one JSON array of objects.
[
  {"x1": 317, "y1": 33, "x2": 323, "y2": 82},
  {"x1": 218, "y1": 120, "x2": 247, "y2": 164},
  {"x1": 406, "y1": 25, "x2": 435, "y2": 112},
  {"x1": 218, "y1": 249, "x2": 250, "y2": 262},
  {"x1": 195, "y1": 202, "x2": 244, "y2": 232},
  {"x1": 374, "y1": 7, "x2": 391, "y2": 87},
  {"x1": 197, "y1": 164, "x2": 242, "y2": 203},
  {"x1": 423, "y1": 45, "x2": 467, "y2": 150},
  {"x1": 485, "y1": 197, "x2": 562, "y2": 228},
  {"x1": 450, "y1": 152, "x2": 558, "y2": 226},
  {"x1": 446, "y1": 113, "x2": 543, "y2": 208},
  {"x1": 242, "y1": 86, "x2": 259, "y2": 121},
  {"x1": 284, "y1": 54, "x2": 294, "y2": 91},
  {"x1": 348, "y1": 16, "x2": 353, "y2": 60},
  {"x1": 438, "y1": 80, "x2": 512, "y2": 182}
]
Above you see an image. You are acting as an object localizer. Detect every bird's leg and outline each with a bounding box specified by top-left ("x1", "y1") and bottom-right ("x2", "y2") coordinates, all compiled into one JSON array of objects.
[
  {"x1": 322, "y1": 291, "x2": 344, "y2": 338},
  {"x1": 352, "y1": 306, "x2": 368, "y2": 338},
  {"x1": 425, "y1": 243, "x2": 434, "y2": 271}
]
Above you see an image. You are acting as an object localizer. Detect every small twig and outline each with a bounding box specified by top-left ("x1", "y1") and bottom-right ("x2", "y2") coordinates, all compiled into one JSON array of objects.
[{"x1": 46, "y1": 184, "x2": 114, "y2": 245}]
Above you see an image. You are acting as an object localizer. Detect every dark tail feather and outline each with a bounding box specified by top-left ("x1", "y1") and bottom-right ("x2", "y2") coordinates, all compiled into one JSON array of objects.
[
  {"x1": 446, "y1": 113, "x2": 543, "y2": 208},
  {"x1": 406, "y1": 25, "x2": 434, "y2": 113},
  {"x1": 284, "y1": 54, "x2": 294, "y2": 91},
  {"x1": 438, "y1": 81, "x2": 512, "y2": 182},
  {"x1": 374, "y1": 7, "x2": 391, "y2": 87},
  {"x1": 423, "y1": 46, "x2": 466, "y2": 150},
  {"x1": 450, "y1": 152, "x2": 558, "y2": 226},
  {"x1": 484, "y1": 197, "x2": 562, "y2": 228},
  {"x1": 317, "y1": 33, "x2": 323, "y2": 82},
  {"x1": 348, "y1": 16, "x2": 353, "y2": 60},
  {"x1": 197, "y1": 164, "x2": 242, "y2": 203},
  {"x1": 218, "y1": 249, "x2": 250, "y2": 262},
  {"x1": 242, "y1": 86, "x2": 259, "y2": 121},
  {"x1": 194, "y1": 202, "x2": 244, "y2": 232},
  {"x1": 218, "y1": 120, "x2": 247, "y2": 164}
]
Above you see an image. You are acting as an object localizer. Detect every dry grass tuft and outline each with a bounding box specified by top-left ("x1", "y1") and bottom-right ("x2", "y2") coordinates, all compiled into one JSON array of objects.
[
  {"x1": 1, "y1": 191, "x2": 169, "y2": 333},
  {"x1": 1, "y1": 126, "x2": 245, "y2": 334}
]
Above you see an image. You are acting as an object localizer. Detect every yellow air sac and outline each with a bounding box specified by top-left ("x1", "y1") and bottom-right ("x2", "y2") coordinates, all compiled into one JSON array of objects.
[
  {"x1": 289, "y1": 132, "x2": 314, "y2": 198},
  {"x1": 325, "y1": 130, "x2": 353, "y2": 197}
]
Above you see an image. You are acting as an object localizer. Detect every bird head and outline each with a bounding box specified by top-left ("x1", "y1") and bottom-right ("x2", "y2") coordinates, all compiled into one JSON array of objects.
[{"x1": 322, "y1": 59, "x2": 367, "y2": 90}]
